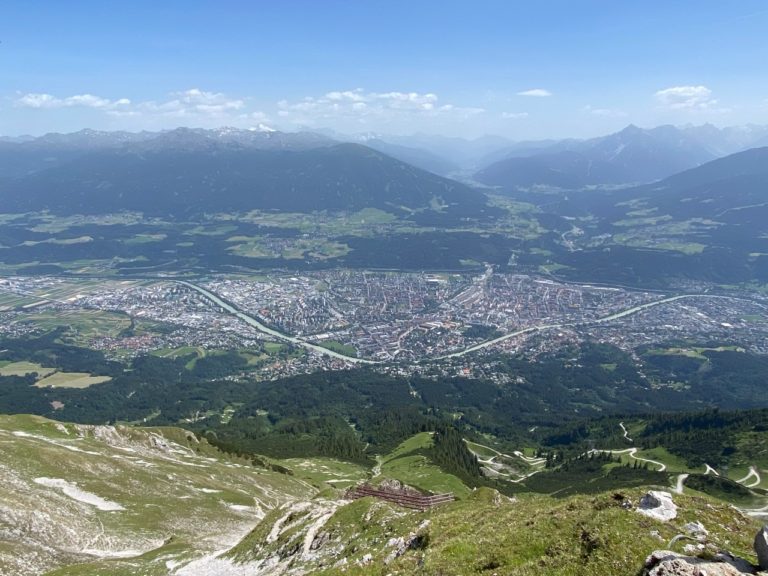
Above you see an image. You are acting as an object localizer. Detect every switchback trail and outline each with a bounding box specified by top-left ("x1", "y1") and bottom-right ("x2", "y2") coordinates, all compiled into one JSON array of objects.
[
  {"x1": 674, "y1": 473, "x2": 690, "y2": 494},
  {"x1": 735, "y1": 466, "x2": 762, "y2": 488},
  {"x1": 619, "y1": 422, "x2": 633, "y2": 443},
  {"x1": 588, "y1": 448, "x2": 667, "y2": 472}
]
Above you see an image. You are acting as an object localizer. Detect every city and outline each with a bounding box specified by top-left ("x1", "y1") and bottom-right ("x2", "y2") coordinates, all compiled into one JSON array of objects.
[{"x1": 2, "y1": 269, "x2": 766, "y2": 381}]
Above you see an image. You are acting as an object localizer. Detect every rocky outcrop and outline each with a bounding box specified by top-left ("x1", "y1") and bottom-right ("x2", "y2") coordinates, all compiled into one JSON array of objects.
[
  {"x1": 384, "y1": 520, "x2": 431, "y2": 565},
  {"x1": 756, "y1": 526, "x2": 768, "y2": 571},
  {"x1": 637, "y1": 491, "x2": 678, "y2": 522},
  {"x1": 643, "y1": 526, "x2": 768, "y2": 575},
  {"x1": 643, "y1": 550, "x2": 757, "y2": 575}
]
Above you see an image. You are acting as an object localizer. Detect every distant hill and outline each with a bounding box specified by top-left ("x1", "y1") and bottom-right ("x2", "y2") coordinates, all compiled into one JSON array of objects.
[
  {"x1": 0, "y1": 132, "x2": 488, "y2": 217},
  {"x1": 474, "y1": 150, "x2": 628, "y2": 190},
  {"x1": 380, "y1": 133, "x2": 515, "y2": 170},
  {"x1": 475, "y1": 124, "x2": 718, "y2": 190},
  {"x1": 360, "y1": 138, "x2": 460, "y2": 176},
  {"x1": 635, "y1": 146, "x2": 768, "y2": 222},
  {"x1": 681, "y1": 123, "x2": 768, "y2": 157}
]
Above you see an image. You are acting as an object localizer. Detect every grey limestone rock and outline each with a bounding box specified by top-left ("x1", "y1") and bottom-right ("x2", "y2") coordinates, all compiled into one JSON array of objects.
[
  {"x1": 755, "y1": 526, "x2": 768, "y2": 571},
  {"x1": 637, "y1": 491, "x2": 678, "y2": 522},
  {"x1": 643, "y1": 549, "x2": 756, "y2": 575}
]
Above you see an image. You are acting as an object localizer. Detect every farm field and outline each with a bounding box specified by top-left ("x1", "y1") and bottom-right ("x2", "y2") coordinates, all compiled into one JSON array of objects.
[{"x1": 34, "y1": 372, "x2": 112, "y2": 388}]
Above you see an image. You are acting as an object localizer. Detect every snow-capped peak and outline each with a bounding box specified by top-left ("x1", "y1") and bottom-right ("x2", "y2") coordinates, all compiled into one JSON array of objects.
[{"x1": 250, "y1": 123, "x2": 277, "y2": 133}]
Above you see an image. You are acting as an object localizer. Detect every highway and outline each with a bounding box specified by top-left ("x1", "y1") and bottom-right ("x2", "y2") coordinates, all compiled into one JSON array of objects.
[
  {"x1": 438, "y1": 294, "x2": 733, "y2": 360},
  {"x1": 178, "y1": 280, "x2": 740, "y2": 364},
  {"x1": 176, "y1": 281, "x2": 379, "y2": 365}
]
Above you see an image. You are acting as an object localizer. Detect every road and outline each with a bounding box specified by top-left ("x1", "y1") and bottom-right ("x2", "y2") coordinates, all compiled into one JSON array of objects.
[
  {"x1": 439, "y1": 293, "x2": 734, "y2": 360},
  {"x1": 674, "y1": 473, "x2": 689, "y2": 494},
  {"x1": 465, "y1": 438, "x2": 669, "y2": 485},
  {"x1": 174, "y1": 281, "x2": 742, "y2": 365},
  {"x1": 588, "y1": 448, "x2": 667, "y2": 472},
  {"x1": 176, "y1": 281, "x2": 378, "y2": 365},
  {"x1": 735, "y1": 466, "x2": 762, "y2": 488}
]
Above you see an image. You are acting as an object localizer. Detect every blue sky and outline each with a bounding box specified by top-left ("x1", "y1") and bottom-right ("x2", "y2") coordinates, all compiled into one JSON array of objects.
[{"x1": 2, "y1": 1, "x2": 768, "y2": 138}]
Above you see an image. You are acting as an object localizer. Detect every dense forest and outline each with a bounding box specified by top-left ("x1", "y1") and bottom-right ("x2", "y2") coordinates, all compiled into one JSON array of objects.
[
  {"x1": 541, "y1": 407, "x2": 768, "y2": 471},
  {"x1": 2, "y1": 333, "x2": 768, "y2": 468}
]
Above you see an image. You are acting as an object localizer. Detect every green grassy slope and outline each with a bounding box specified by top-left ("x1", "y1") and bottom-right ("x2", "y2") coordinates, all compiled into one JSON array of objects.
[
  {"x1": 0, "y1": 414, "x2": 313, "y2": 576},
  {"x1": 2, "y1": 418, "x2": 765, "y2": 576},
  {"x1": 222, "y1": 486, "x2": 762, "y2": 576}
]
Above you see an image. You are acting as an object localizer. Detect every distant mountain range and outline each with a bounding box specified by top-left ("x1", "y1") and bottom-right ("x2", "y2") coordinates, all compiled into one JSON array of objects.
[
  {"x1": 474, "y1": 124, "x2": 768, "y2": 190},
  {"x1": 545, "y1": 145, "x2": 768, "y2": 286},
  {"x1": 0, "y1": 128, "x2": 487, "y2": 218},
  {"x1": 357, "y1": 138, "x2": 461, "y2": 176},
  {"x1": 0, "y1": 127, "x2": 335, "y2": 179},
  {"x1": 318, "y1": 123, "x2": 768, "y2": 185},
  {"x1": 2, "y1": 124, "x2": 768, "y2": 220}
]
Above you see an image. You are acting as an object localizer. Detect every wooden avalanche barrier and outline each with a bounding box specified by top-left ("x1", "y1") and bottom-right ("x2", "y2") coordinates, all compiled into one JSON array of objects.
[{"x1": 345, "y1": 483, "x2": 454, "y2": 511}]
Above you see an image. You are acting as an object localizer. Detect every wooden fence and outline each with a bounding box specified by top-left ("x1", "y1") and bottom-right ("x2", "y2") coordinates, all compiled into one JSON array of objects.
[{"x1": 345, "y1": 483, "x2": 454, "y2": 511}]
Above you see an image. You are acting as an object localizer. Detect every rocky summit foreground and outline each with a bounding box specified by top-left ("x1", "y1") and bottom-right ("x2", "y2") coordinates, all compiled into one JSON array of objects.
[{"x1": 1, "y1": 414, "x2": 766, "y2": 576}]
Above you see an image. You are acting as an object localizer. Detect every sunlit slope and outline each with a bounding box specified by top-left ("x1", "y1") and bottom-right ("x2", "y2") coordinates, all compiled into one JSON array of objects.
[
  {"x1": 2, "y1": 418, "x2": 764, "y2": 575},
  {"x1": 0, "y1": 414, "x2": 312, "y2": 576},
  {"x1": 221, "y1": 487, "x2": 762, "y2": 575}
]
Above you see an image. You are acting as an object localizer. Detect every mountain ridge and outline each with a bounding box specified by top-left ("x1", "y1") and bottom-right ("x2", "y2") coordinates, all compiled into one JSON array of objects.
[
  {"x1": 474, "y1": 124, "x2": 723, "y2": 190},
  {"x1": 0, "y1": 138, "x2": 489, "y2": 218}
]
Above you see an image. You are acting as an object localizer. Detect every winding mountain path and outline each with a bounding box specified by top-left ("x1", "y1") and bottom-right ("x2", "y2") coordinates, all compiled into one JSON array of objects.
[
  {"x1": 589, "y1": 448, "x2": 667, "y2": 472},
  {"x1": 735, "y1": 466, "x2": 761, "y2": 488},
  {"x1": 465, "y1": 439, "x2": 670, "y2": 485},
  {"x1": 743, "y1": 503, "x2": 768, "y2": 517},
  {"x1": 674, "y1": 473, "x2": 689, "y2": 494},
  {"x1": 619, "y1": 422, "x2": 633, "y2": 443}
]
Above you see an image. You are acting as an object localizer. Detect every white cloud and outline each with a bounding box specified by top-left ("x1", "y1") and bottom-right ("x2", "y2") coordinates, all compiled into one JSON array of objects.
[
  {"x1": 517, "y1": 88, "x2": 552, "y2": 97},
  {"x1": 16, "y1": 88, "x2": 246, "y2": 118},
  {"x1": 276, "y1": 89, "x2": 483, "y2": 126},
  {"x1": 138, "y1": 88, "x2": 245, "y2": 117},
  {"x1": 501, "y1": 112, "x2": 529, "y2": 119},
  {"x1": 582, "y1": 105, "x2": 627, "y2": 118},
  {"x1": 654, "y1": 85, "x2": 718, "y2": 110},
  {"x1": 326, "y1": 90, "x2": 368, "y2": 103},
  {"x1": 11, "y1": 87, "x2": 489, "y2": 132},
  {"x1": 15, "y1": 92, "x2": 131, "y2": 110},
  {"x1": 16, "y1": 93, "x2": 58, "y2": 108}
]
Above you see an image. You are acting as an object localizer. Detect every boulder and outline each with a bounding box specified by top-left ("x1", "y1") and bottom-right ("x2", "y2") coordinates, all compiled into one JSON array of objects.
[
  {"x1": 637, "y1": 491, "x2": 678, "y2": 522},
  {"x1": 755, "y1": 526, "x2": 768, "y2": 570},
  {"x1": 683, "y1": 521, "x2": 709, "y2": 542}
]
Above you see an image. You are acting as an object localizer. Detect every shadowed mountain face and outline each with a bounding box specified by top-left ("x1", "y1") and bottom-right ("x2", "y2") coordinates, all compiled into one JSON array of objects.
[
  {"x1": 0, "y1": 135, "x2": 489, "y2": 218},
  {"x1": 635, "y1": 146, "x2": 768, "y2": 222},
  {"x1": 0, "y1": 127, "x2": 337, "y2": 178},
  {"x1": 537, "y1": 146, "x2": 768, "y2": 286}
]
